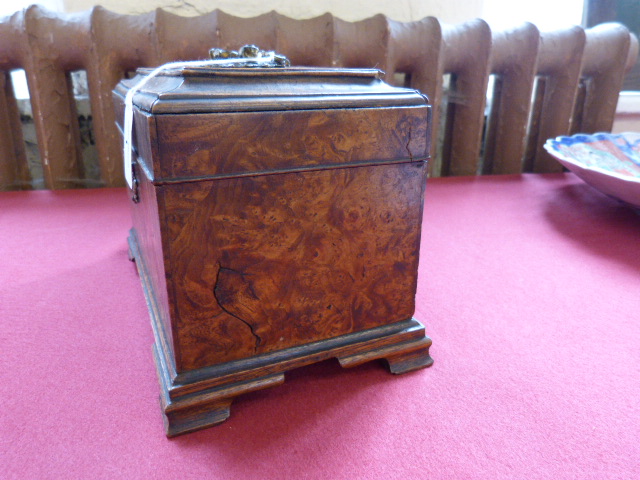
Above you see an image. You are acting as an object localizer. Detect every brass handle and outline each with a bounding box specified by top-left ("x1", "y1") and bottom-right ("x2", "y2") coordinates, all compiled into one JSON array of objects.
[{"x1": 208, "y1": 44, "x2": 290, "y2": 67}]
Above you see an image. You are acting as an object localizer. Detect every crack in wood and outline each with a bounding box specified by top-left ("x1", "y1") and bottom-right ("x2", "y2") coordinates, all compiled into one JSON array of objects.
[
  {"x1": 405, "y1": 127, "x2": 413, "y2": 161},
  {"x1": 214, "y1": 264, "x2": 263, "y2": 351}
]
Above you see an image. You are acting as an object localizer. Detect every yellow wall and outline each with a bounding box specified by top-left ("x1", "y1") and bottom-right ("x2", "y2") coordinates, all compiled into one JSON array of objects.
[{"x1": 62, "y1": 0, "x2": 483, "y2": 23}]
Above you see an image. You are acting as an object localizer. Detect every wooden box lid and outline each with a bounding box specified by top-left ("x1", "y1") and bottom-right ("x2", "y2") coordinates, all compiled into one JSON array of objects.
[
  {"x1": 114, "y1": 66, "x2": 428, "y2": 113},
  {"x1": 113, "y1": 66, "x2": 430, "y2": 183}
]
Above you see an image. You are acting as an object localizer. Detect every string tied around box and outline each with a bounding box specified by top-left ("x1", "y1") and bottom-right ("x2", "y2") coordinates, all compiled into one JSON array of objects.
[{"x1": 123, "y1": 45, "x2": 290, "y2": 193}]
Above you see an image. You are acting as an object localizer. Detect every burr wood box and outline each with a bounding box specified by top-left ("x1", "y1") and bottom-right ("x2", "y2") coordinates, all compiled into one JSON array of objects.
[{"x1": 114, "y1": 65, "x2": 433, "y2": 436}]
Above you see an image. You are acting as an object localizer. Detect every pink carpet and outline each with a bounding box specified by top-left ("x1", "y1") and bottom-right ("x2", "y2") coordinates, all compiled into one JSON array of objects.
[{"x1": 1, "y1": 173, "x2": 639, "y2": 479}]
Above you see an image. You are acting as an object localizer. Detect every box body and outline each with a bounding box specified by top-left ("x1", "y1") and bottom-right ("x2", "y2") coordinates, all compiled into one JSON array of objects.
[{"x1": 114, "y1": 66, "x2": 432, "y2": 436}]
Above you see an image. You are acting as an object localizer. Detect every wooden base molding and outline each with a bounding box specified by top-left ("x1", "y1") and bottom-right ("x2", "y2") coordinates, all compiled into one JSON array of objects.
[{"x1": 129, "y1": 232, "x2": 433, "y2": 437}]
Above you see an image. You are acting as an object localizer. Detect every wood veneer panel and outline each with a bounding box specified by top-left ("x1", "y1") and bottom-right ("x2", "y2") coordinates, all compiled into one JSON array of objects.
[
  {"x1": 154, "y1": 107, "x2": 429, "y2": 180},
  {"x1": 161, "y1": 162, "x2": 427, "y2": 371}
]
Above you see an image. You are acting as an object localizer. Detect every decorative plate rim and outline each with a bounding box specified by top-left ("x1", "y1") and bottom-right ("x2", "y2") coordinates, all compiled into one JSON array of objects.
[{"x1": 543, "y1": 131, "x2": 640, "y2": 185}]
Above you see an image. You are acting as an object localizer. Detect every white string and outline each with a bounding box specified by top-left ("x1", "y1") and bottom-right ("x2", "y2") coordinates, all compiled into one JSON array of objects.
[{"x1": 123, "y1": 53, "x2": 276, "y2": 188}]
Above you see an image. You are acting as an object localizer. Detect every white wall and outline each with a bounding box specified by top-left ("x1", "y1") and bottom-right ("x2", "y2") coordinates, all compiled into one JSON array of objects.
[
  {"x1": 3, "y1": 1, "x2": 587, "y2": 29},
  {"x1": 60, "y1": 0, "x2": 483, "y2": 23},
  {"x1": 482, "y1": 0, "x2": 583, "y2": 31},
  {"x1": 1, "y1": 0, "x2": 63, "y2": 17},
  {"x1": 613, "y1": 93, "x2": 640, "y2": 133}
]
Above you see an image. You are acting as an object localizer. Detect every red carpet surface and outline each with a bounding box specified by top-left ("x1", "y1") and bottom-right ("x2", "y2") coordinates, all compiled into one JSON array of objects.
[{"x1": 1, "y1": 173, "x2": 639, "y2": 479}]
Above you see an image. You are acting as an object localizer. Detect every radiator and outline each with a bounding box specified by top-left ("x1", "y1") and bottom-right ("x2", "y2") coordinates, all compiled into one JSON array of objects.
[{"x1": 0, "y1": 6, "x2": 638, "y2": 189}]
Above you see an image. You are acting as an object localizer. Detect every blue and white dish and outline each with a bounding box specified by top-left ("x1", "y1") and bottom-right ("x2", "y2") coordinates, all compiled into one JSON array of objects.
[{"x1": 544, "y1": 132, "x2": 640, "y2": 209}]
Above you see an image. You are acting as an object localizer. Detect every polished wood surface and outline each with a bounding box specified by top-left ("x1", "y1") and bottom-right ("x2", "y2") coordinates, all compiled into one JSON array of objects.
[
  {"x1": 154, "y1": 107, "x2": 428, "y2": 180},
  {"x1": 116, "y1": 66, "x2": 432, "y2": 436},
  {"x1": 160, "y1": 162, "x2": 427, "y2": 371}
]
